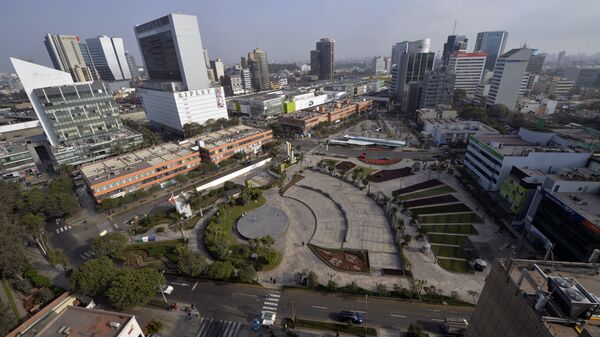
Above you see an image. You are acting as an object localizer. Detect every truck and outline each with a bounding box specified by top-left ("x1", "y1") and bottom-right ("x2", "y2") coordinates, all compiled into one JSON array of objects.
[{"x1": 442, "y1": 317, "x2": 468, "y2": 334}]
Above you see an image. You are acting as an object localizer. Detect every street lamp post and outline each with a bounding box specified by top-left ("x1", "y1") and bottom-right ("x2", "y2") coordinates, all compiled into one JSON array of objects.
[{"x1": 364, "y1": 294, "x2": 368, "y2": 337}]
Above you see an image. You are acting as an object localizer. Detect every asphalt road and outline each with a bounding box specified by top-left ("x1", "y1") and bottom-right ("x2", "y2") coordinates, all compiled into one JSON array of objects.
[{"x1": 163, "y1": 276, "x2": 473, "y2": 334}]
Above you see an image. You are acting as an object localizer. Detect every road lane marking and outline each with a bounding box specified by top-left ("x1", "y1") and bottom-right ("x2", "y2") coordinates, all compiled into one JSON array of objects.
[
  {"x1": 390, "y1": 314, "x2": 407, "y2": 318},
  {"x1": 353, "y1": 310, "x2": 367, "y2": 314},
  {"x1": 311, "y1": 306, "x2": 328, "y2": 309},
  {"x1": 431, "y1": 318, "x2": 444, "y2": 322},
  {"x1": 56, "y1": 229, "x2": 60, "y2": 233},
  {"x1": 192, "y1": 281, "x2": 199, "y2": 291},
  {"x1": 68, "y1": 225, "x2": 72, "y2": 229},
  {"x1": 263, "y1": 305, "x2": 278, "y2": 311},
  {"x1": 172, "y1": 282, "x2": 189, "y2": 286},
  {"x1": 269, "y1": 293, "x2": 280, "y2": 297}
]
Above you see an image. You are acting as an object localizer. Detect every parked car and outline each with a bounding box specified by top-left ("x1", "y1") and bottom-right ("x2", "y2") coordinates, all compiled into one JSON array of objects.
[
  {"x1": 261, "y1": 311, "x2": 276, "y2": 326},
  {"x1": 442, "y1": 317, "x2": 468, "y2": 334},
  {"x1": 158, "y1": 285, "x2": 174, "y2": 295},
  {"x1": 339, "y1": 310, "x2": 364, "y2": 324}
]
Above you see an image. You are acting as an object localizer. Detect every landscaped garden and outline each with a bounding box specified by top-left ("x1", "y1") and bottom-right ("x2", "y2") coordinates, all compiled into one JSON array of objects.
[
  {"x1": 431, "y1": 245, "x2": 468, "y2": 259},
  {"x1": 419, "y1": 212, "x2": 482, "y2": 224},
  {"x1": 309, "y1": 245, "x2": 370, "y2": 273},
  {"x1": 436, "y1": 258, "x2": 473, "y2": 274},
  {"x1": 397, "y1": 185, "x2": 456, "y2": 201},
  {"x1": 368, "y1": 167, "x2": 413, "y2": 182},
  {"x1": 203, "y1": 187, "x2": 282, "y2": 271},
  {"x1": 392, "y1": 179, "x2": 444, "y2": 197},
  {"x1": 124, "y1": 240, "x2": 181, "y2": 270},
  {"x1": 427, "y1": 233, "x2": 470, "y2": 246},
  {"x1": 409, "y1": 203, "x2": 472, "y2": 216}
]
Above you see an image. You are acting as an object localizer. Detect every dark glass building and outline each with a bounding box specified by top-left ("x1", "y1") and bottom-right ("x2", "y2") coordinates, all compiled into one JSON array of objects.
[
  {"x1": 474, "y1": 31, "x2": 508, "y2": 71},
  {"x1": 310, "y1": 38, "x2": 335, "y2": 80}
]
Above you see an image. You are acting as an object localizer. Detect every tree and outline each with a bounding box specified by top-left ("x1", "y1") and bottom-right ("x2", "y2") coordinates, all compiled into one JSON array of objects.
[
  {"x1": 69, "y1": 257, "x2": 119, "y2": 296},
  {"x1": 206, "y1": 261, "x2": 234, "y2": 280},
  {"x1": 20, "y1": 188, "x2": 46, "y2": 215},
  {"x1": 0, "y1": 302, "x2": 15, "y2": 336},
  {"x1": 233, "y1": 152, "x2": 246, "y2": 160},
  {"x1": 0, "y1": 218, "x2": 28, "y2": 278},
  {"x1": 406, "y1": 324, "x2": 424, "y2": 337},
  {"x1": 223, "y1": 181, "x2": 237, "y2": 190},
  {"x1": 452, "y1": 89, "x2": 467, "y2": 107},
  {"x1": 92, "y1": 232, "x2": 128, "y2": 260},
  {"x1": 261, "y1": 249, "x2": 280, "y2": 266},
  {"x1": 238, "y1": 264, "x2": 257, "y2": 283},
  {"x1": 487, "y1": 104, "x2": 510, "y2": 119},
  {"x1": 177, "y1": 248, "x2": 207, "y2": 277},
  {"x1": 307, "y1": 271, "x2": 319, "y2": 288},
  {"x1": 47, "y1": 248, "x2": 69, "y2": 269},
  {"x1": 106, "y1": 267, "x2": 164, "y2": 310},
  {"x1": 457, "y1": 105, "x2": 487, "y2": 122},
  {"x1": 467, "y1": 290, "x2": 479, "y2": 304},
  {"x1": 327, "y1": 280, "x2": 338, "y2": 291},
  {"x1": 183, "y1": 122, "x2": 203, "y2": 137},
  {"x1": 20, "y1": 213, "x2": 45, "y2": 237}
]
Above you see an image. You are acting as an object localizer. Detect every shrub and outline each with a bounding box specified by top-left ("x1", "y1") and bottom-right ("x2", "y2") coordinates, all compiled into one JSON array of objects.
[
  {"x1": 346, "y1": 281, "x2": 360, "y2": 293},
  {"x1": 206, "y1": 261, "x2": 235, "y2": 280},
  {"x1": 327, "y1": 280, "x2": 338, "y2": 291},
  {"x1": 145, "y1": 320, "x2": 163, "y2": 334},
  {"x1": 377, "y1": 283, "x2": 389, "y2": 296},
  {"x1": 238, "y1": 264, "x2": 257, "y2": 283},
  {"x1": 24, "y1": 266, "x2": 50, "y2": 288}
]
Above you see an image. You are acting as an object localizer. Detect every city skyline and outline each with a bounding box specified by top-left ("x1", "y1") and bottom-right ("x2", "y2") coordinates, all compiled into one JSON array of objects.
[{"x1": 2, "y1": 0, "x2": 600, "y2": 73}]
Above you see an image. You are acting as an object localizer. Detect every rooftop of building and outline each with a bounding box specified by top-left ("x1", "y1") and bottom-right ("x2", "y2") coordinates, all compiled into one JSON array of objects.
[
  {"x1": 80, "y1": 141, "x2": 195, "y2": 185},
  {"x1": 551, "y1": 127, "x2": 600, "y2": 144},
  {"x1": 0, "y1": 141, "x2": 29, "y2": 157},
  {"x1": 504, "y1": 259, "x2": 600, "y2": 337},
  {"x1": 53, "y1": 127, "x2": 142, "y2": 153},
  {"x1": 190, "y1": 124, "x2": 270, "y2": 150},
  {"x1": 279, "y1": 109, "x2": 326, "y2": 121},
  {"x1": 553, "y1": 192, "x2": 600, "y2": 226},
  {"x1": 472, "y1": 128, "x2": 585, "y2": 156},
  {"x1": 305, "y1": 98, "x2": 369, "y2": 114},
  {"x1": 425, "y1": 118, "x2": 499, "y2": 133},
  {"x1": 33, "y1": 306, "x2": 135, "y2": 337}
]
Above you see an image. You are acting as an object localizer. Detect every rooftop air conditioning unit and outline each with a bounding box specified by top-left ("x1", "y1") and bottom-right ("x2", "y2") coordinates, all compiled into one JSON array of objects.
[{"x1": 547, "y1": 276, "x2": 600, "y2": 319}]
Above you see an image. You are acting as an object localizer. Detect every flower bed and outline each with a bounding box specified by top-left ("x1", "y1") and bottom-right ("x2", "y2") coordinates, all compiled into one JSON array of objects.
[
  {"x1": 309, "y1": 245, "x2": 370, "y2": 273},
  {"x1": 357, "y1": 157, "x2": 402, "y2": 166},
  {"x1": 403, "y1": 194, "x2": 459, "y2": 208},
  {"x1": 392, "y1": 179, "x2": 443, "y2": 197},
  {"x1": 334, "y1": 161, "x2": 356, "y2": 173},
  {"x1": 368, "y1": 167, "x2": 413, "y2": 182}
]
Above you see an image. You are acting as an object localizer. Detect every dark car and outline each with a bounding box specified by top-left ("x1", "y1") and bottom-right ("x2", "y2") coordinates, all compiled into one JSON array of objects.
[{"x1": 339, "y1": 311, "x2": 364, "y2": 324}]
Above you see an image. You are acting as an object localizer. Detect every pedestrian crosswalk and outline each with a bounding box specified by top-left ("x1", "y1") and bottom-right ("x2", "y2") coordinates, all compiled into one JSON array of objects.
[
  {"x1": 55, "y1": 225, "x2": 72, "y2": 234},
  {"x1": 79, "y1": 250, "x2": 96, "y2": 261},
  {"x1": 262, "y1": 291, "x2": 281, "y2": 315},
  {"x1": 195, "y1": 318, "x2": 242, "y2": 337}
]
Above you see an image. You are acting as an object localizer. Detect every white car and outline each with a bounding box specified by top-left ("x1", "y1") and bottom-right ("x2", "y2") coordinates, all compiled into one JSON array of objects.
[
  {"x1": 261, "y1": 311, "x2": 276, "y2": 326},
  {"x1": 159, "y1": 285, "x2": 174, "y2": 295}
]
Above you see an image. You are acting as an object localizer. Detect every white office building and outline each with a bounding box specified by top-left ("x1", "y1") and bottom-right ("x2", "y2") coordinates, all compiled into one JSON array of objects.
[
  {"x1": 422, "y1": 119, "x2": 499, "y2": 145},
  {"x1": 486, "y1": 48, "x2": 531, "y2": 110},
  {"x1": 134, "y1": 14, "x2": 227, "y2": 133},
  {"x1": 448, "y1": 52, "x2": 487, "y2": 96},
  {"x1": 85, "y1": 36, "x2": 131, "y2": 81}
]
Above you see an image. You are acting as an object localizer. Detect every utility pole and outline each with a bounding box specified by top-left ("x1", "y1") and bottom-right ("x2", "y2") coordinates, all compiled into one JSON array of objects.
[
  {"x1": 364, "y1": 294, "x2": 368, "y2": 337},
  {"x1": 159, "y1": 270, "x2": 167, "y2": 304}
]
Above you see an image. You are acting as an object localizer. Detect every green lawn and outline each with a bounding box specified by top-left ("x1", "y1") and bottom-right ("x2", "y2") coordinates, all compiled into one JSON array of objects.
[
  {"x1": 409, "y1": 203, "x2": 471, "y2": 216},
  {"x1": 351, "y1": 166, "x2": 377, "y2": 178},
  {"x1": 421, "y1": 224, "x2": 478, "y2": 235},
  {"x1": 398, "y1": 185, "x2": 455, "y2": 201},
  {"x1": 437, "y1": 258, "x2": 474, "y2": 273},
  {"x1": 419, "y1": 212, "x2": 482, "y2": 224},
  {"x1": 431, "y1": 244, "x2": 468, "y2": 259},
  {"x1": 427, "y1": 233, "x2": 470, "y2": 246},
  {"x1": 285, "y1": 318, "x2": 377, "y2": 336}
]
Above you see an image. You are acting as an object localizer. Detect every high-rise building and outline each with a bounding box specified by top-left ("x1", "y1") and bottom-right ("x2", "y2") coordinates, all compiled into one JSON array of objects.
[
  {"x1": 44, "y1": 34, "x2": 95, "y2": 82},
  {"x1": 419, "y1": 70, "x2": 455, "y2": 108},
  {"x1": 210, "y1": 58, "x2": 225, "y2": 83},
  {"x1": 247, "y1": 48, "x2": 269, "y2": 91},
  {"x1": 134, "y1": 14, "x2": 227, "y2": 133},
  {"x1": 10, "y1": 58, "x2": 143, "y2": 167},
  {"x1": 240, "y1": 67, "x2": 252, "y2": 91},
  {"x1": 203, "y1": 48, "x2": 215, "y2": 82},
  {"x1": 557, "y1": 50, "x2": 567, "y2": 67},
  {"x1": 526, "y1": 49, "x2": 546, "y2": 75},
  {"x1": 474, "y1": 31, "x2": 509, "y2": 71},
  {"x1": 222, "y1": 74, "x2": 244, "y2": 96},
  {"x1": 384, "y1": 56, "x2": 391, "y2": 73},
  {"x1": 135, "y1": 13, "x2": 210, "y2": 91},
  {"x1": 465, "y1": 259, "x2": 600, "y2": 337},
  {"x1": 85, "y1": 35, "x2": 131, "y2": 81},
  {"x1": 390, "y1": 39, "x2": 435, "y2": 113},
  {"x1": 486, "y1": 48, "x2": 531, "y2": 109},
  {"x1": 372, "y1": 56, "x2": 386, "y2": 74},
  {"x1": 78, "y1": 42, "x2": 99, "y2": 80},
  {"x1": 124, "y1": 51, "x2": 140, "y2": 78},
  {"x1": 441, "y1": 35, "x2": 468, "y2": 66},
  {"x1": 448, "y1": 52, "x2": 487, "y2": 96},
  {"x1": 310, "y1": 38, "x2": 335, "y2": 80}
]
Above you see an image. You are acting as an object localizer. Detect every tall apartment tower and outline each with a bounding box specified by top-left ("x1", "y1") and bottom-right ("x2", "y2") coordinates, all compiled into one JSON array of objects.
[
  {"x1": 474, "y1": 31, "x2": 509, "y2": 71},
  {"x1": 85, "y1": 36, "x2": 131, "y2": 81},
  {"x1": 373, "y1": 56, "x2": 386, "y2": 74},
  {"x1": 124, "y1": 51, "x2": 140, "y2": 78},
  {"x1": 44, "y1": 34, "x2": 95, "y2": 82},
  {"x1": 390, "y1": 39, "x2": 435, "y2": 113},
  {"x1": 419, "y1": 70, "x2": 455, "y2": 108},
  {"x1": 486, "y1": 48, "x2": 531, "y2": 109},
  {"x1": 310, "y1": 38, "x2": 335, "y2": 80},
  {"x1": 448, "y1": 52, "x2": 487, "y2": 96},
  {"x1": 10, "y1": 58, "x2": 142, "y2": 166},
  {"x1": 557, "y1": 50, "x2": 567, "y2": 67},
  {"x1": 210, "y1": 58, "x2": 225, "y2": 83},
  {"x1": 441, "y1": 35, "x2": 468, "y2": 66},
  {"x1": 247, "y1": 48, "x2": 269, "y2": 91},
  {"x1": 135, "y1": 13, "x2": 210, "y2": 91},
  {"x1": 526, "y1": 49, "x2": 546, "y2": 75},
  {"x1": 134, "y1": 14, "x2": 227, "y2": 133}
]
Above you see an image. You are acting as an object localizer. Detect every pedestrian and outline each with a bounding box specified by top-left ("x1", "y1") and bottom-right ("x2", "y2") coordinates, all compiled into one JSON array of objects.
[{"x1": 302, "y1": 241, "x2": 305, "y2": 246}]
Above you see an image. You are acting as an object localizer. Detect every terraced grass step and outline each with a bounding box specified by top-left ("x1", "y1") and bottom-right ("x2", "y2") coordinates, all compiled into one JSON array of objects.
[{"x1": 421, "y1": 224, "x2": 479, "y2": 235}]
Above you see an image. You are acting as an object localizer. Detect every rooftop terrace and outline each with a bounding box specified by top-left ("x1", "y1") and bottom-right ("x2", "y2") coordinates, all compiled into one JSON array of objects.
[{"x1": 35, "y1": 306, "x2": 135, "y2": 337}]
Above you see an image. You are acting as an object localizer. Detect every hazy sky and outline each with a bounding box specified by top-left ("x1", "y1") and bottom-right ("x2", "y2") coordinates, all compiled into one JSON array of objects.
[{"x1": 2, "y1": 0, "x2": 599, "y2": 72}]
